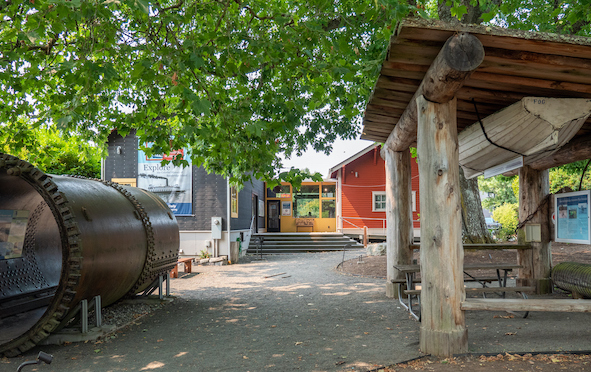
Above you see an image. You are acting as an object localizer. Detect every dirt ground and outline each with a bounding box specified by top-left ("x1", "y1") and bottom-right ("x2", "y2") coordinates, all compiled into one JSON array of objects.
[{"x1": 337, "y1": 242, "x2": 591, "y2": 371}]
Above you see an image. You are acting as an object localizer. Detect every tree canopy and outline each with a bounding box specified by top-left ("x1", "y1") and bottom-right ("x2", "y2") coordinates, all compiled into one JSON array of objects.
[
  {"x1": 1, "y1": 0, "x2": 414, "y2": 184},
  {"x1": 1, "y1": 0, "x2": 589, "y2": 185}
]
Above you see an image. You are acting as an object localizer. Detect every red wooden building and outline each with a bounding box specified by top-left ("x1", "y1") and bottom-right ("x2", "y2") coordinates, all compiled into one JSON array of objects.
[{"x1": 329, "y1": 144, "x2": 420, "y2": 240}]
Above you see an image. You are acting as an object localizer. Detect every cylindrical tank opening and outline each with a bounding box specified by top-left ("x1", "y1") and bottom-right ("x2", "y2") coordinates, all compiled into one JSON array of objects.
[{"x1": 0, "y1": 171, "x2": 63, "y2": 346}]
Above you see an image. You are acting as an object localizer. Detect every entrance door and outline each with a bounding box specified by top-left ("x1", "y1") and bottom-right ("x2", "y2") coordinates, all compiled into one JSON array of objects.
[
  {"x1": 252, "y1": 194, "x2": 259, "y2": 232},
  {"x1": 267, "y1": 200, "x2": 280, "y2": 232}
]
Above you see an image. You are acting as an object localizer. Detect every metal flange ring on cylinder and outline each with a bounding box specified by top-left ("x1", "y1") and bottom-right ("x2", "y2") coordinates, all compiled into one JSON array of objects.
[
  {"x1": 0, "y1": 154, "x2": 82, "y2": 357},
  {"x1": 0, "y1": 154, "x2": 179, "y2": 357}
]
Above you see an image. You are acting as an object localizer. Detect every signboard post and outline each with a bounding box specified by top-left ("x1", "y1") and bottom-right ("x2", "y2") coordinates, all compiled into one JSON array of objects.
[{"x1": 555, "y1": 190, "x2": 590, "y2": 244}]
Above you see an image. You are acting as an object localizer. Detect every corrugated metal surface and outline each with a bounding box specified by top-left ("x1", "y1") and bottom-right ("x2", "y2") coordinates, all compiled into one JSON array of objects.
[{"x1": 340, "y1": 146, "x2": 420, "y2": 229}]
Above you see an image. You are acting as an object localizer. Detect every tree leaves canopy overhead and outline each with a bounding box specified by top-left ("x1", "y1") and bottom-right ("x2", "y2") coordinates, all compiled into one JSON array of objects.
[
  {"x1": 1, "y1": 0, "x2": 412, "y2": 184},
  {"x1": 2, "y1": 0, "x2": 590, "y2": 185}
]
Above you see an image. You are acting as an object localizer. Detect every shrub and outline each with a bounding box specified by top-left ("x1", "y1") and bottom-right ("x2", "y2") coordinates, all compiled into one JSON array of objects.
[{"x1": 492, "y1": 203, "x2": 519, "y2": 241}]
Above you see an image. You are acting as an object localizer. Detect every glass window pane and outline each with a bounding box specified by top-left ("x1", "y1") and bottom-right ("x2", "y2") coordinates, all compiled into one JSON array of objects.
[
  {"x1": 279, "y1": 185, "x2": 291, "y2": 198},
  {"x1": 294, "y1": 185, "x2": 320, "y2": 217},
  {"x1": 322, "y1": 185, "x2": 336, "y2": 198},
  {"x1": 298, "y1": 185, "x2": 319, "y2": 196},
  {"x1": 321, "y1": 200, "x2": 335, "y2": 218}
]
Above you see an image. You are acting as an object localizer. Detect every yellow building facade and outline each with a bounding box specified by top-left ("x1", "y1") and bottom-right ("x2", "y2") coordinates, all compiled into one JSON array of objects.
[{"x1": 265, "y1": 181, "x2": 337, "y2": 233}]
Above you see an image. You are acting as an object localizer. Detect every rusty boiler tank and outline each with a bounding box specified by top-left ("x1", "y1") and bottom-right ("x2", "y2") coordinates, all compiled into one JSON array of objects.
[{"x1": 0, "y1": 153, "x2": 179, "y2": 356}]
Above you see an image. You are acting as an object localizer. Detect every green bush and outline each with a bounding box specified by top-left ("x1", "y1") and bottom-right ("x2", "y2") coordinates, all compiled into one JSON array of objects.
[{"x1": 492, "y1": 203, "x2": 519, "y2": 242}]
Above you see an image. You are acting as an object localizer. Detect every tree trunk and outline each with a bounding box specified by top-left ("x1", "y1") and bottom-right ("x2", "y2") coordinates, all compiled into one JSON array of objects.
[{"x1": 460, "y1": 167, "x2": 494, "y2": 244}]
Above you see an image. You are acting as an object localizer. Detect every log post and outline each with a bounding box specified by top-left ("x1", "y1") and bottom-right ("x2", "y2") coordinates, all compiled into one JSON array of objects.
[
  {"x1": 417, "y1": 95, "x2": 467, "y2": 356},
  {"x1": 384, "y1": 147, "x2": 414, "y2": 298},
  {"x1": 518, "y1": 166, "x2": 552, "y2": 294},
  {"x1": 385, "y1": 32, "x2": 484, "y2": 152}
]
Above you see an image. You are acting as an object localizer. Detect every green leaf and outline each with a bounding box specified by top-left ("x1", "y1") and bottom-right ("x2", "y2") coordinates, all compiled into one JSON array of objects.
[
  {"x1": 450, "y1": 5, "x2": 468, "y2": 20},
  {"x1": 481, "y1": 11, "x2": 496, "y2": 23},
  {"x1": 134, "y1": 0, "x2": 150, "y2": 14},
  {"x1": 190, "y1": 99, "x2": 211, "y2": 116}
]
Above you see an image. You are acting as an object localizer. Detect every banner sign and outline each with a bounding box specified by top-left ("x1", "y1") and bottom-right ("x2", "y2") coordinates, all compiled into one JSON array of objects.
[
  {"x1": 555, "y1": 190, "x2": 590, "y2": 244},
  {"x1": 138, "y1": 144, "x2": 193, "y2": 216}
]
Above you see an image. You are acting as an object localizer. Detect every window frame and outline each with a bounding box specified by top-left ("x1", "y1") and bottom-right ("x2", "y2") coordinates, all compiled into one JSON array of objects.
[
  {"x1": 372, "y1": 191, "x2": 387, "y2": 212},
  {"x1": 230, "y1": 186, "x2": 238, "y2": 218}
]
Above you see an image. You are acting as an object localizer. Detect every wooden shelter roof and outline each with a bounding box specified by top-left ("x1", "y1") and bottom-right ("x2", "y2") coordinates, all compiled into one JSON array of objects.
[{"x1": 361, "y1": 18, "x2": 591, "y2": 146}]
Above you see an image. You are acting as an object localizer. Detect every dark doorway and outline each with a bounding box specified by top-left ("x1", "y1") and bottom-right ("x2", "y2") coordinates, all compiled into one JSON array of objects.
[
  {"x1": 267, "y1": 200, "x2": 280, "y2": 232},
  {"x1": 251, "y1": 194, "x2": 259, "y2": 232}
]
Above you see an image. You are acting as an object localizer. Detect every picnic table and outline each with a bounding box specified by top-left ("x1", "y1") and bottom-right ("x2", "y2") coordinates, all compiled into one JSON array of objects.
[{"x1": 393, "y1": 263, "x2": 534, "y2": 321}]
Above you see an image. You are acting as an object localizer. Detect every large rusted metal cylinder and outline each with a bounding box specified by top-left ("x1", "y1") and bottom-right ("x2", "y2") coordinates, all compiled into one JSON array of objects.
[
  {"x1": 0, "y1": 154, "x2": 179, "y2": 356},
  {"x1": 552, "y1": 261, "x2": 591, "y2": 298}
]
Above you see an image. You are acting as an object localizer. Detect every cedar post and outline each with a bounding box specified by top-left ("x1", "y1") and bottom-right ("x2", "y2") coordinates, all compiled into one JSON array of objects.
[
  {"x1": 417, "y1": 95, "x2": 467, "y2": 356},
  {"x1": 518, "y1": 166, "x2": 552, "y2": 294},
  {"x1": 384, "y1": 147, "x2": 413, "y2": 298}
]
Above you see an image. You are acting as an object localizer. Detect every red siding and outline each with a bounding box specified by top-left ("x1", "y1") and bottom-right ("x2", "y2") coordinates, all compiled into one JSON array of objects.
[{"x1": 340, "y1": 147, "x2": 420, "y2": 229}]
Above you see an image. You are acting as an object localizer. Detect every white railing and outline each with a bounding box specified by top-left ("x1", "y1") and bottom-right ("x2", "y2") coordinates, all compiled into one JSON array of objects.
[
  {"x1": 240, "y1": 215, "x2": 257, "y2": 255},
  {"x1": 341, "y1": 216, "x2": 386, "y2": 231},
  {"x1": 341, "y1": 216, "x2": 420, "y2": 235}
]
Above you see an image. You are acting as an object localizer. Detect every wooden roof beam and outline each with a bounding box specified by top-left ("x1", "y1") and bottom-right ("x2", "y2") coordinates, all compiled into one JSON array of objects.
[
  {"x1": 504, "y1": 133, "x2": 591, "y2": 175},
  {"x1": 384, "y1": 32, "x2": 485, "y2": 151}
]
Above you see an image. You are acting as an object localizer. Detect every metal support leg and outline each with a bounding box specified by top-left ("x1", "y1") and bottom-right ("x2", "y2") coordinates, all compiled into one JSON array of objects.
[
  {"x1": 158, "y1": 275, "x2": 164, "y2": 300},
  {"x1": 81, "y1": 299, "x2": 88, "y2": 334},
  {"x1": 166, "y1": 273, "x2": 170, "y2": 297},
  {"x1": 94, "y1": 296, "x2": 102, "y2": 327}
]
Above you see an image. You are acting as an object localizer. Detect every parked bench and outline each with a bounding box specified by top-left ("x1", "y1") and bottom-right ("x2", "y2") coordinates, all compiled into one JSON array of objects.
[{"x1": 170, "y1": 257, "x2": 194, "y2": 278}]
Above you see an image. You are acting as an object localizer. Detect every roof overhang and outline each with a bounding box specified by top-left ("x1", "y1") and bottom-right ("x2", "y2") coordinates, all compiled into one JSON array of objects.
[{"x1": 361, "y1": 18, "x2": 591, "y2": 156}]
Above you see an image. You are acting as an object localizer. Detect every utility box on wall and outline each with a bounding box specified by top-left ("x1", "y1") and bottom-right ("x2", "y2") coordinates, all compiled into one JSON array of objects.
[{"x1": 212, "y1": 217, "x2": 222, "y2": 240}]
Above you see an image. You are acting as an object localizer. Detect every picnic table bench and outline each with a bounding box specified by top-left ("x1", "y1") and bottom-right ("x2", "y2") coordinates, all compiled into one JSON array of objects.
[
  {"x1": 393, "y1": 263, "x2": 534, "y2": 321},
  {"x1": 170, "y1": 257, "x2": 194, "y2": 278}
]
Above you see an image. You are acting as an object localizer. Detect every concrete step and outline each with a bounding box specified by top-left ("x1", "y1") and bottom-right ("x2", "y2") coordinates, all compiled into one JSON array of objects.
[{"x1": 248, "y1": 233, "x2": 363, "y2": 254}]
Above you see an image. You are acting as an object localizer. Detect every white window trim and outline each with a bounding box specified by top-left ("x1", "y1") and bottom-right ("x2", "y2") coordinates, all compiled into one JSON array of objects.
[
  {"x1": 372, "y1": 191, "x2": 387, "y2": 212},
  {"x1": 412, "y1": 190, "x2": 417, "y2": 212}
]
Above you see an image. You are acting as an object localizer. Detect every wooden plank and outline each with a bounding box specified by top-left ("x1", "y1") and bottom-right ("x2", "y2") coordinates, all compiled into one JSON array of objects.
[
  {"x1": 464, "y1": 263, "x2": 521, "y2": 270},
  {"x1": 465, "y1": 286, "x2": 534, "y2": 294},
  {"x1": 385, "y1": 148, "x2": 414, "y2": 298},
  {"x1": 507, "y1": 133, "x2": 591, "y2": 173},
  {"x1": 417, "y1": 95, "x2": 467, "y2": 356},
  {"x1": 395, "y1": 18, "x2": 591, "y2": 58},
  {"x1": 410, "y1": 243, "x2": 532, "y2": 250},
  {"x1": 406, "y1": 286, "x2": 534, "y2": 296},
  {"x1": 461, "y1": 298, "x2": 591, "y2": 312},
  {"x1": 470, "y1": 71, "x2": 591, "y2": 94}
]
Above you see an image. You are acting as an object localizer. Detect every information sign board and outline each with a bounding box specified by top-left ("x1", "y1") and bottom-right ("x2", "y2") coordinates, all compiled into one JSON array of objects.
[{"x1": 555, "y1": 190, "x2": 590, "y2": 244}]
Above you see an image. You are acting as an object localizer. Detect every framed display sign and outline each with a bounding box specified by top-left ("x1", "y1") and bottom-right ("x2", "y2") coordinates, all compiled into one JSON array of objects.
[
  {"x1": 282, "y1": 201, "x2": 291, "y2": 216},
  {"x1": 555, "y1": 190, "x2": 590, "y2": 244}
]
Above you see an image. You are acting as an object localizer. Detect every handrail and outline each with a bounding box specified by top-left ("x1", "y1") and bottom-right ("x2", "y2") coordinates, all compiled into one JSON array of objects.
[{"x1": 241, "y1": 215, "x2": 257, "y2": 254}]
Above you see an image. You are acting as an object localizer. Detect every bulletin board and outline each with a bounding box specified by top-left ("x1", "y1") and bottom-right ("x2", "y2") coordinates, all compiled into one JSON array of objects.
[{"x1": 555, "y1": 190, "x2": 590, "y2": 244}]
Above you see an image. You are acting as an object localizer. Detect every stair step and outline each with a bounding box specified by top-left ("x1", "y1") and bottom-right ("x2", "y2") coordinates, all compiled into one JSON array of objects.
[{"x1": 248, "y1": 233, "x2": 363, "y2": 254}]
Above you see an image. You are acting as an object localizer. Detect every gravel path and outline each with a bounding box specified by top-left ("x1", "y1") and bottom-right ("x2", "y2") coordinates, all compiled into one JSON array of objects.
[
  {"x1": 1, "y1": 251, "x2": 422, "y2": 372},
  {"x1": 3, "y1": 250, "x2": 591, "y2": 372}
]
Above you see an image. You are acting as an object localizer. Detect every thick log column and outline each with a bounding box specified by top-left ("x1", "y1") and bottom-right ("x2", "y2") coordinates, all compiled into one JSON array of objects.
[
  {"x1": 384, "y1": 147, "x2": 414, "y2": 298},
  {"x1": 385, "y1": 32, "x2": 484, "y2": 152},
  {"x1": 518, "y1": 166, "x2": 552, "y2": 294},
  {"x1": 417, "y1": 95, "x2": 467, "y2": 356}
]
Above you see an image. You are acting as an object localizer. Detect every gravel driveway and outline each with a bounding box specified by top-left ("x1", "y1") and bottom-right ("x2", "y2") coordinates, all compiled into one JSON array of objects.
[
  {"x1": 3, "y1": 250, "x2": 591, "y2": 372},
  {"x1": 1, "y1": 251, "x2": 422, "y2": 372}
]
